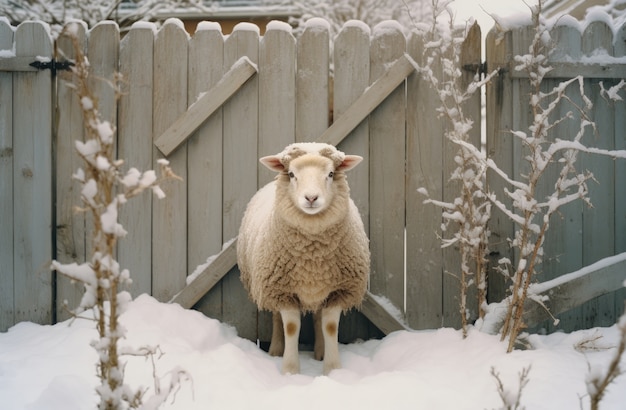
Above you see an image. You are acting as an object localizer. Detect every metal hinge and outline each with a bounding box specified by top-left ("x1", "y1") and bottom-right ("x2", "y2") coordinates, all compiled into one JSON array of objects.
[
  {"x1": 29, "y1": 59, "x2": 74, "y2": 75},
  {"x1": 462, "y1": 61, "x2": 488, "y2": 76}
]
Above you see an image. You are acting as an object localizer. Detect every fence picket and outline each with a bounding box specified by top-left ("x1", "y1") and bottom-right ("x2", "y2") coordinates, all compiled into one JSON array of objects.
[
  {"x1": 55, "y1": 23, "x2": 88, "y2": 320},
  {"x1": 258, "y1": 22, "x2": 296, "y2": 186},
  {"x1": 613, "y1": 22, "x2": 626, "y2": 317},
  {"x1": 118, "y1": 23, "x2": 155, "y2": 297},
  {"x1": 12, "y1": 22, "x2": 53, "y2": 324},
  {"x1": 187, "y1": 23, "x2": 226, "y2": 319},
  {"x1": 369, "y1": 22, "x2": 406, "y2": 313},
  {"x1": 296, "y1": 20, "x2": 329, "y2": 142},
  {"x1": 581, "y1": 20, "x2": 616, "y2": 327},
  {"x1": 152, "y1": 20, "x2": 189, "y2": 302},
  {"x1": 221, "y1": 23, "x2": 260, "y2": 340},
  {"x1": 0, "y1": 20, "x2": 14, "y2": 331},
  {"x1": 333, "y1": 22, "x2": 376, "y2": 341}
]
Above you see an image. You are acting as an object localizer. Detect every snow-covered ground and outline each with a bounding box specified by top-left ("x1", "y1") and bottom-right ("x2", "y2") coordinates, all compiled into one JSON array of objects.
[{"x1": 0, "y1": 294, "x2": 624, "y2": 409}]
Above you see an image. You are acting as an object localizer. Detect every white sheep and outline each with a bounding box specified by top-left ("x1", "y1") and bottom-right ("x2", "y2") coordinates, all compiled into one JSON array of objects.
[{"x1": 237, "y1": 142, "x2": 370, "y2": 375}]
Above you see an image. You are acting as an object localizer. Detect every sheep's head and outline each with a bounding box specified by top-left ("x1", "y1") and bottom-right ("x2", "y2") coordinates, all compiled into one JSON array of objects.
[{"x1": 260, "y1": 143, "x2": 362, "y2": 216}]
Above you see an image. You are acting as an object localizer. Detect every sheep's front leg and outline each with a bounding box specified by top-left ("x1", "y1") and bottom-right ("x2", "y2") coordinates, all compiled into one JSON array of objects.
[
  {"x1": 321, "y1": 306, "x2": 342, "y2": 375},
  {"x1": 279, "y1": 308, "x2": 301, "y2": 374},
  {"x1": 268, "y1": 312, "x2": 284, "y2": 357}
]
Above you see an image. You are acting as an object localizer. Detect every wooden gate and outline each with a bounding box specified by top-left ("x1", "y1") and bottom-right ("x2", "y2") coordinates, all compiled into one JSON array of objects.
[{"x1": 1, "y1": 16, "x2": 624, "y2": 342}]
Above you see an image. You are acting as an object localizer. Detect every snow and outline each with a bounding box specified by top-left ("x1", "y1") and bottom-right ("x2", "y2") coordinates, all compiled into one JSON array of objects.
[
  {"x1": 195, "y1": 21, "x2": 221, "y2": 32},
  {"x1": 233, "y1": 22, "x2": 260, "y2": 35},
  {"x1": 304, "y1": 17, "x2": 331, "y2": 31},
  {"x1": 342, "y1": 19, "x2": 372, "y2": 34},
  {"x1": 0, "y1": 294, "x2": 624, "y2": 410},
  {"x1": 266, "y1": 20, "x2": 292, "y2": 33}
]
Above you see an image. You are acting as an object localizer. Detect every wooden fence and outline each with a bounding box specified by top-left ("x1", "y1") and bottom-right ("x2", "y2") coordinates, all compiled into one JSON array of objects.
[{"x1": 0, "y1": 16, "x2": 624, "y2": 343}]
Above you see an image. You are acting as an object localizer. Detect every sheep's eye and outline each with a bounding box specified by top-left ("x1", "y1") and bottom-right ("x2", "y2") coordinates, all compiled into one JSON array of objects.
[
  {"x1": 328, "y1": 171, "x2": 334, "y2": 179},
  {"x1": 288, "y1": 171, "x2": 295, "y2": 178}
]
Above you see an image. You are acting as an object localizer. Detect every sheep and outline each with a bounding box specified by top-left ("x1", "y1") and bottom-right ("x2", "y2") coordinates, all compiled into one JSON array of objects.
[{"x1": 237, "y1": 142, "x2": 370, "y2": 375}]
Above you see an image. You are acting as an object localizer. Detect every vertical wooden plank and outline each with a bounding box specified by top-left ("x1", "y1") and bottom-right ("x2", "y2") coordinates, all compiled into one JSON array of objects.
[
  {"x1": 187, "y1": 22, "x2": 225, "y2": 319},
  {"x1": 440, "y1": 25, "x2": 483, "y2": 328},
  {"x1": 0, "y1": 20, "x2": 14, "y2": 331},
  {"x1": 334, "y1": 22, "x2": 370, "y2": 233},
  {"x1": 296, "y1": 18, "x2": 329, "y2": 142},
  {"x1": 152, "y1": 19, "x2": 188, "y2": 301},
  {"x1": 485, "y1": 28, "x2": 515, "y2": 305},
  {"x1": 257, "y1": 21, "x2": 296, "y2": 342},
  {"x1": 13, "y1": 21, "x2": 53, "y2": 324},
  {"x1": 295, "y1": 19, "x2": 330, "y2": 345},
  {"x1": 55, "y1": 22, "x2": 88, "y2": 320},
  {"x1": 406, "y1": 31, "x2": 443, "y2": 329},
  {"x1": 333, "y1": 22, "x2": 373, "y2": 342},
  {"x1": 258, "y1": 21, "x2": 296, "y2": 186},
  {"x1": 118, "y1": 22, "x2": 155, "y2": 297},
  {"x1": 222, "y1": 23, "x2": 259, "y2": 341},
  {"x1": 368, "y1": 21, "x2": 406, "y2": 314},
  {"x1": 88, "y1": 22, "x2": 119, "y2": 130},
  {"x1": 581, "y1": 21, "x2": 616, "y2": 328},
  {"x1": 540, "y1": 24, "x2": 584, "y2": 332},
  {"x1": 613, "y1": 22, "x2": 626, "y2": 317}
]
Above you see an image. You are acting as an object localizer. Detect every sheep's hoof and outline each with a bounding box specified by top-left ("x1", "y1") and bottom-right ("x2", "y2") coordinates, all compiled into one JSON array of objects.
[
  {"x1": 323, "y1": 360, "x2": 340, "y2": 376},
  {"x1": 268, "y1": 342, "x2": 284, "y2": 357},
  {"x1": 281, "y1": 360, "x2": 300, "y2": 375}
]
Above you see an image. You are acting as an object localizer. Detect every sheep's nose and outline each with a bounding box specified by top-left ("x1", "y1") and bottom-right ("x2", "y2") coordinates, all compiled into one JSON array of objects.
[{"x1": 305, "y1": 195, "x2": 318, "y2": 205}]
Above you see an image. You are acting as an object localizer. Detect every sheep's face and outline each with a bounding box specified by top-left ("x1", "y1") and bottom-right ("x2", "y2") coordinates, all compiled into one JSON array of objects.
[
  {"x1": 260, "y1": 143, "x2": 363, "y2": 217},
  {"x1": 286, "y1": 155, "x2": 335, "y2": 215}
]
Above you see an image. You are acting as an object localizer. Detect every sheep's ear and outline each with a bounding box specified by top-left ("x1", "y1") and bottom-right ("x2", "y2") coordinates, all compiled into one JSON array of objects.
[
  {"x1": 336, "y1": 155, "x2": 363, "y2": 172},
  {"x1": 260, "y1": 155, "x2": 286, "y2": 172}
]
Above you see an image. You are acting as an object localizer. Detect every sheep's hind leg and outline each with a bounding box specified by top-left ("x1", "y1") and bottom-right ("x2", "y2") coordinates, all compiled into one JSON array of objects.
[
  {"x1": 279, "y1": 308, "x2": 301, "y2": 374},
  {"x1": 268, "y1": 312, "x2": 284, "y2": 357},
  {"x1": 313, "y1": 310, "x2": 324, "y2": 360},
  {"x1": 321, "y1": 306, "x2": 342, "y2": 375}
]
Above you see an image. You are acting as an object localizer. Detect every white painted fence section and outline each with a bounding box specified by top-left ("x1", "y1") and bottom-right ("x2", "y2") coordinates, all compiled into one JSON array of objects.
[{"x1": 0, "y1": 17, "x2": 624, "y2": 343}]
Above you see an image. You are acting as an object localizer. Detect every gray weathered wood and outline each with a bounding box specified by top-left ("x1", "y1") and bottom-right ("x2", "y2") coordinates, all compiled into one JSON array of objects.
[
  {"x1": 258, "y1": 22, "x2": 296, "y2": 186},
  {"x1": 333, "y1": 22, "x2": 374, "y2": 341},
  {"x1": 485, "y1": 27, "x2": 516, "y2": 306},
  {"x1": 154, "y1": 56, "x2": 257, "y2": 157},
  {"x1": 170, "y1": 239, "x2": 238, "y2": 309},
  {"x1": 361, "y1": 291, "x2": 410, "y2": 335},
  {"x1": 0, "y1": 19, "x2": 15, "y2": 331},
  {"x1": 55, "y1": 22, "x2": 88, "y2": 321},
  {"x1": 13, "y1": 21, "x2": 53, "y2": 324},
  {"x1": 580, "y1": 20, "x2": 616, "y2": 328},
  {"x1": 613, "y1": 21, "x2": 626, "y2": 318},
  {"x1": 318, "y1": 53, "x2": 415, "y2": 148},
  {"x1": 368, "y1": 22, "x2": 406, "y2": 313},
  {"x1": 221, "y1": 23, "x2": 260, "y2": 340},
  {"x1": 187, "y1": 23, "x2": 225, "y2": 319},
  {"x1": 334, "y1": 22, "x2": 371, "y2": 234},
  {"x1": 405, "y1": 31, "x2": 444, "y2": 330},
  {"x1": 523, "y1": 254, "x2": 626, "y2": 329},
  {"x1": 152, "y1": 19, "x2": 188, "y2": 302},
  {"x1": 118, "y1": 22, "x2": 154, "y2": 298},
  {"x1": 296, "y1": 20, "x2": 329, "y2": 142},
  {"x1": 0, "y1": 56, "x2": 41, "y2": 72}
]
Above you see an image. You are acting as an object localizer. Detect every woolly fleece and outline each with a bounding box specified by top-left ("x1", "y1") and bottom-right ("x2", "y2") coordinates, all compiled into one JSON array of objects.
[{"x1": 237, "y1": 143, "x2": 370, "y2": 313}]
